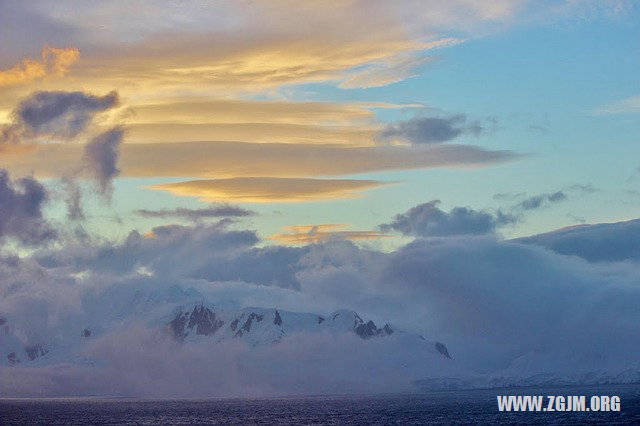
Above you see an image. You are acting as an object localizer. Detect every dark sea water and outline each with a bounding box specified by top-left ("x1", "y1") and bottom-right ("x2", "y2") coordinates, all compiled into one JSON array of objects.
[{"x1": 1, "y1": 384, "x2": 639, "y2": 425}]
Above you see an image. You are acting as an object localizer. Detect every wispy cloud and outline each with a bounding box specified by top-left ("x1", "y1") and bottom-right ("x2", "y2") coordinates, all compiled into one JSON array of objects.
[
  {"x1": 592, "y1": 94, "x2": 640, "y2": 115},
  {"x1": 269, "y1": 224, "x2": 387, "y2": 244},
  {"x1": 0, "y1": 46, "x2": 79, "y2": 88},
  {"x1": 136, "y1": 204, "x2": 254, "y2": 221}
]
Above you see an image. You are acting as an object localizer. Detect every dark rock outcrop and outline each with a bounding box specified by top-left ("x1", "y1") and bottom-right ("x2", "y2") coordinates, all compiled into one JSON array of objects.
[
  {"x1": 230, "y1": 318, "x2": 239, "y2": 331},
  {"x1": 354, "y1": 320, "x2": 395, "y2": 339},
  {"x1": 274, "y1": 310, "x2": 282, "y2": 326},
  {"x1": 355, "y1": 320, "x2": 379, "y2": 339},
  {"x1": 435, "y1": 342, "x2": 451, "y2": 359},
  {"x1": 25, "y1": 344, "x2": 48, "y2": 361},
  {"x1": 82, "y1": 328, "x2": 91, "y2": 338},
  {"x1": 242, "y1": 313, "x2": 263, "y2": 333},
  {"x1": 7, "y1": 352, "x2": 18, "y2": 366},
  {"x1": 170, "y1": 305, "x2": 224, "y2": 341}
]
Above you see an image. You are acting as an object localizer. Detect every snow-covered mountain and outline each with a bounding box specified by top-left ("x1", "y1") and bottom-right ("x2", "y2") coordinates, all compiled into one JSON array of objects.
[
  {"x1": 0, "y1": 289, "x2": 451, "y2": 368},
  {"x1": 2, "y1": 283, "x2": 637, "y2": 394}
]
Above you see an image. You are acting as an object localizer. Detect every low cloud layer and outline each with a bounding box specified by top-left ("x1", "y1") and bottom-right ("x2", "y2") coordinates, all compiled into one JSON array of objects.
[
  {"x1": 1, "y1": 209, "x2": 640, "y2": 396},
  {"x1": 517, "y1": 218, "x2": 640, "y2": 263}
]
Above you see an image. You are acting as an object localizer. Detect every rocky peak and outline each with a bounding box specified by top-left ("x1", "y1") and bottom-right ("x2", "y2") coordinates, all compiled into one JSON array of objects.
[
  {"x1": 25, "y1": 344, "x2": 48, "y2": 361},
  {"x1": 170, "y1": 304, "x2": 225, "y2": 341}
]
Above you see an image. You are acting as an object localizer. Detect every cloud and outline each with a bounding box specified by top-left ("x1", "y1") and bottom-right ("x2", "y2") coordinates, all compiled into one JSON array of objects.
[
  {"x1": 34, "y1": 223, "x2": 304, "y2": 289},
  {"x1": 0, "y1": 46, "x2": 79, "y2": 88},
  {"x1": 2, "y1": 211, "x2": 640, "y2": 395},
  {"x1": 129, "y1": 97, "x2": 376, "y2": 126},
  {"x1": 1, "y1": 90, "x2": 119, "y2": 144},
  {"x1": 126, "y1": 122, "x2": 377, "y2": 146},
  {"x1": 338, "y1": 38, "x2": 461, "y2": 89},
  {"x1": 380, "y1": 200, "x2": 514, "y2": 237},
  {"x1": 2, "y1": 141, "x2": 520, "y2": 180},
  {"x1": 377, "y1": 114, "x2": 494, "y2": 145},
  {"x1": 149, "y1": 177, "x2": 390, "y2": 203},
  {"x1": 269, "y1": 224, "x2": 387, "y2": 244},
  {"x1": 516, "y1": 218, "x2": 640, "y2": 263},
  {"x1": 375, "y1": 236, "x2": 640, "y2": 373},
  {"x1": 82, "y1": 127, "x2": 124, "y2": 197},
  {"x1": 0, "y1": 169, "x2": 55, "y2": 245},
  {"x1": 135, "y1": 204, "x2": 254, "y2": 221},
  {"x1": 593, "y1": 94, "x2": 640, "y2": 115},
  {"x1": 515, "y1": 190, "x2": 567, "y2": 211}
]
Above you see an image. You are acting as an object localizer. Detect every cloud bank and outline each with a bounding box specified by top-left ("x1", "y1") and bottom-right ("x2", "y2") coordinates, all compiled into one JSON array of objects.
[{"x1": 1, "y1": 209, "x2": 639, "y2": 396}]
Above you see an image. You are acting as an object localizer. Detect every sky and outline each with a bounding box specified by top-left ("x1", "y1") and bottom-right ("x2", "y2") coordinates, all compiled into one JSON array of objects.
[
  {"x1": 0, "y1": 0, "x2": 638, "y2": 245},
  {"x1": 1, "y1": 0, "x2": 640, "y2": 397}
]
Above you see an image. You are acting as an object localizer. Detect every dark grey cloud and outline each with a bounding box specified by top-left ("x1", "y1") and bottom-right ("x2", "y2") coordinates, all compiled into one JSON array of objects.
[
  {"x1": 136, "y1": 204, "x2": 255, "y2": 221},
  {"x1": 516, "y1": 218, "x2": 640, "y2": 263},
  {"x1": 60, "y1": 177, "x2": 84, "y2": 221},
  {"x1": 1, "y1": 90, "x2": 119, "y2": 144},
  {"x1": 82, "y1": 127, "x2": 124, "y2": 197},
  {"x1": 516, "y1": 190, "x2": 567, "y2": 211},
  {"x1": 492, "y1": 192, "x2": 525, "y2": 201},
  {"x1": 0, "y1": 169, "x2": 55, "y2": 245},
  {"x1": 380, "y1": 200, "x2": 514, "y2": 237},
  {"x1": 503, "y1": 184, "x2": 598, "y2": 212},
  {"x1": 36, "y1": 222, "x2": 305, "y2": 289},
  {"x1": 377, "y1": 114, "x2": 493, "y2": 145}
]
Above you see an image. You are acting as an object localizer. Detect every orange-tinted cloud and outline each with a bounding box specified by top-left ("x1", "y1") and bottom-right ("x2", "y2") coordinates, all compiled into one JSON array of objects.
[
  {"x1": 126, "y1": 122, "x2": 377, "y2": 146},
  {"x1": 148, "y1": 177, "x2": 390, "y2": 203},
  {"x1": 269, "y1": 224, "x2": 387, "y2": 244},
  {"x1": 0, "y1": 141, "x2": 519, "y2": 179},
  {"x1": 0, "y1": 46, "x2": 80, "y2": 88}
]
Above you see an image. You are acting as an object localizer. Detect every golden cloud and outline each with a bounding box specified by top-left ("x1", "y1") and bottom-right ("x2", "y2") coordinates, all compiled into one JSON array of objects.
[
  {"x1": 0, "y1": 46, "x2": 80, "y2": 88},
  {"x1": 0, "y1": 141, "x2": 519, "y2": 179},
  {"x1": 148, "y1": 177, "x2": 390, "y2": 203},
  {"x1": 129, "y1": 98, "x2": 376, "y2": 126},
  {"x1": 269, "y1": 223, "x2": 388, "y2": 244},
  {"x1": 126, "y1": 122, "x2": 377, "y2": 146}
]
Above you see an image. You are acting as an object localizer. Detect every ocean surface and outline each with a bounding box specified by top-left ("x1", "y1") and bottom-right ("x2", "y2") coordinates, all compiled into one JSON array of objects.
[{"x1": 1, "y1": 384, "x2": 639, "y2": 425}]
